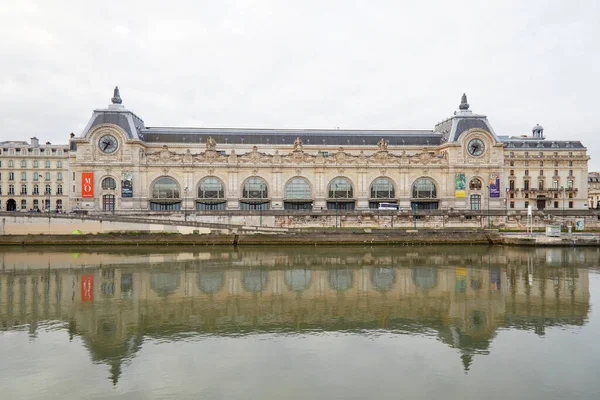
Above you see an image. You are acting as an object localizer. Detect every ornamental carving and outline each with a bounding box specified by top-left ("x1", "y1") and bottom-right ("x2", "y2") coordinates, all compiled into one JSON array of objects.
[
  {"x1": 206, "y1": 136, "x2": 216, "y2": 150},
  {"x1": 293, "y1": 137, "x2": 303, "y2": 152},
  {"x1": 377, "y1": 138, "x2": 388, "y2": 151}
]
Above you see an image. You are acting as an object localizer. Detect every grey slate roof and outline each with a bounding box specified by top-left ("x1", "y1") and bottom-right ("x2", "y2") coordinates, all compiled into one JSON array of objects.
[
  {"x1": 502, "y1": 140, "x2": 585, "y2": 149},
  {"x1": 140, "y1": 127, "x2": 443, "y2": 146}
]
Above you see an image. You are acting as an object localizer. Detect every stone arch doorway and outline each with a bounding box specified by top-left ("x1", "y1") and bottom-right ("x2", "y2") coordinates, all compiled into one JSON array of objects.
[{"x1": 6, "y1": 199, "x2": 16, "y2": 211}]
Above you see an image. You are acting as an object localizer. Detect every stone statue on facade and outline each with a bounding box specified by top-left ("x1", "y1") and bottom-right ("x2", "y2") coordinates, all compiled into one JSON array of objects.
[
  {"x1": 377, "y1": 138, "x2": 388, "y2": 151},
  {"x1": 206, "y1": 136, "x2": 217, "y2": 150},
  {"x1": 293, "y1": 137, "x2": 303, "y2": 152}
]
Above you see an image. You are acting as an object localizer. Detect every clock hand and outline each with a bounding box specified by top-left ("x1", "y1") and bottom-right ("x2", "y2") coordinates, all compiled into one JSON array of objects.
[{"x1": 103, "y1": 141, "x2": 110, "y2": 150}]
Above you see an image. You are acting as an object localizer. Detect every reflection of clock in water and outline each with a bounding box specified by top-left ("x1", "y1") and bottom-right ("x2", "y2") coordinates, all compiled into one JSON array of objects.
[
  {"x1": 467, "y1": 138, "x2": 485, "y2": 156},
  {"x1": 98, "y1": 134, "x2": 118, "y2": 153}
]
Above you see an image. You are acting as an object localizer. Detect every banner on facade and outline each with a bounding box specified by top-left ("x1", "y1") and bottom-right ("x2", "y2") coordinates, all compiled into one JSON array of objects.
[
  {"x1": 455, "y1": 173, "x2": 466, "y2": 198},
  {"x1": 121, "y1": 179, "x2": 133, "y2": 198},
  {"x1": 82, "y1": 172, "x2": 94, "y2": 198},
  {"x1": 489, "y1": 173, "x2": 500, "y2": 198},
  {"x1": 81, "y1": 274, "x2": 93, "y2": 302}
]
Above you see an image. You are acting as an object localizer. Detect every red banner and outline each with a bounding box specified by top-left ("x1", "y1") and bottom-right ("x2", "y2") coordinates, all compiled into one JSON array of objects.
[
  {"x1": 82, "y1": 172, "x2": 94, "y2": 198},
  {"x1": 81, "y1": 274, "x2": 93, "y2": 302}
]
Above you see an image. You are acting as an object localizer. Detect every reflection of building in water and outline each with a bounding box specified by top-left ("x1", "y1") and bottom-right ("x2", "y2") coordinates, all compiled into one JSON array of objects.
[{"x1": 0, "y1": 248, "x2": 592, "y2": 384}]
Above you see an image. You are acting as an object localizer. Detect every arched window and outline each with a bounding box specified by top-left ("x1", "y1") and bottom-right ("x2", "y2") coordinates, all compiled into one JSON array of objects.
[
  {"x1": 328, "y1": 177, "x2": 353, "y2": 198},
  {"x1": 242, "y1": 177, "x2": 268, "y2": 199},
  {"x1": 152, "y1": 177, "x2": 180, "y2": 199},
  {"x1": 411, "y1": 178, "x2": 438, "y2": 210},
  {"x1": 150, "y1": 177, "x2": 181, "y2": 210},
  {"x1": 198, "y1": 177, "x2": 225, "y2": 199},
  {"x1": 102, "y1": 177, "x2": 117, "y2": 190},
  {"x1": 327, "y1": 177, "x2": 355, "y2": 210},
  {"x1": 469, "y1": 178, "x2": 482, "y2": 190},
  {"x1": 412, "y1": 178, "x2": 437, "y2": 199},
  {"x1": 370, "y1": 177, "x2": 395, "y2": 199},
  {"x1": 197, "y1": 177, "x2": 226, "y2": 210},
  {"x1": 240, "y1": 177, "x2": 269, "y2": 210},
  {"x1": 284, "y1": 177, "x2": 312, "y2": 210}
]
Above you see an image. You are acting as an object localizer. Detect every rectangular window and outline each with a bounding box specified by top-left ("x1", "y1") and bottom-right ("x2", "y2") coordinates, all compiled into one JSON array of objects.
[
  {"x1": 57, "y1": 172, "x2": 62, "y2": 181},
  {"x1": 57, "y1": 184, "x2": 63, "y2": 195},
  {"x1": 21, "y1": 200, "x2": 26, "y2": 210},
  {"x1": 538, "y1": 181, "x2": 544, "y2": 190},
  {"x1": 568, "y1": 161, "x2": 573, "y2": 166},
  {"x1": 33, "y1": 185, "x2": 39, "y2": 195},
  {"x1": 57, "y1": 161, "x2": 62, "y2": 168},
  {"x1": 524, "y1": 180, "x2": 530, "y2": 191},
  {"x1": 525, "y1": 170, "x2": 529, "y2": 176},
  {"x1": 45, "y1": 185, "x2": 51, "y2": 194},
  {"x1": 21, "y1": 160, "x2": 26, "y2": 168},
  {"x1": 509, "y1": 180, "x2": 515, "y2": 190},
  {"x1": 20, "y1": 172, "x2": 26, "y2": 180},
  {"x1": 8, "y1": 160, "x2": 14, "y2": 167},
  {"x1": 21, "y1": 184, "x2": 27, "y2": 195},
  {"x1": 9, "y1": 172, "x2": 14, "y2": 181},
  {"x1": 57, "y1": 150, "x2": 62, "y2": 155},
  {"x1": 8, "y1": 184, "x2": 14, "y2": 195},
  {"x1": 554, "y1": 169, "x2": 558, "y2": 176},
  {"x1": 510, "y1": 201, "x2": 515, "y2": 209},
  {"x1": 72, "y1": 172, "x2": 75, "y2": 180},
  {"x1": 553, "y1": 180, "x2": 558, "y2": 189},
  {"x1": 9, "y1": 149, "x2": 14, "y2": 155},
  {"x1": 33, "y1": 160, "x2": 38, "y2": 168},
  {"x1": 45, "y1": 160, "x2": 50, "y2": 168},
  {"x1": 554, "y1": 201, "x2": 559, "y2": 208},
  {"x1": 539, "y1": 170, "x2": 543, "y2": 176},
  {"x1": 33, "y1": 199, "x2": 38, "y2": 209},
  {"x1": 33, "y1": 172, "x2": 38, "y2": 181},
  {"x1": 524, "y1": 201, "x2": 529, "y2": 209},
  {"x1": 569, "y1": 201, "x2": 573, "y2": 209},
  {"x1": 510, "y1": 170, "x2": 514, "y2": 176},
  {"x1": 45, "y1": 172, "x2": 51, "y2": 181},
  {"x1": 567, "y1": 180, "x2": 573, "y2": 190},
  {"x1": 569, "y1": 169, "x2": 573, "y2": 176}
]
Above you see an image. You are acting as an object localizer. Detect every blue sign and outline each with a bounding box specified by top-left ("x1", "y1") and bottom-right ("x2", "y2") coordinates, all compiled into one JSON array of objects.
[{"x1": 121, "y1": 180, "x2": 133, "y2": 198}]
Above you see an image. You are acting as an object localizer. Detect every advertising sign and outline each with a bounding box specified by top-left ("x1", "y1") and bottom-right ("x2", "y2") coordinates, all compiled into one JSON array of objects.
[
  {"x1": 121, "y1": 179, "x2": 133, "y2": 198},
  {"x1": 489, "y1": 173, "x2": 500, "y2": 198},
  {"x1": 81, "y1": 274, "x2": 93, "y2": 302},
  {"x1": 575, "y1": 219, "x2": 585, "y2": 231},
  {"x1": 455, "y1": 173, "x2": 466, "y2": 198},
  {"x1": 82, "y1": 172, "x2": 94, "y2": 198}
]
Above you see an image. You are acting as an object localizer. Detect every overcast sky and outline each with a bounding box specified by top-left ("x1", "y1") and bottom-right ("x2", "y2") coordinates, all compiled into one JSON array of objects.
[{"x1": 1, "y1": 0, "x2": 599, "y2": 169}]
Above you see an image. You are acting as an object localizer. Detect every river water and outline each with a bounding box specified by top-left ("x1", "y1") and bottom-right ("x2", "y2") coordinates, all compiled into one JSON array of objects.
[{"x1": 0, "y1": 245, "x2": 599, "y2": 399}]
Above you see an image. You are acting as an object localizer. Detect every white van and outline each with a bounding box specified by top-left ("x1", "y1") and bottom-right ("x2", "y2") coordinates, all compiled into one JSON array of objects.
[{"x1": 377, "y1": 203, "x2": 399, "y2": 211}]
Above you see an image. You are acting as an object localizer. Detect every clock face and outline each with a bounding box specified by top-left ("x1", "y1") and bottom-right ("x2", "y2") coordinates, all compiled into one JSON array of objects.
[
  {"x1": 98, "y1": 134, "x2": 118, "y2": 153},
  {"x1": 468, "y1": 138, "x2": 485, "y2": 157}
]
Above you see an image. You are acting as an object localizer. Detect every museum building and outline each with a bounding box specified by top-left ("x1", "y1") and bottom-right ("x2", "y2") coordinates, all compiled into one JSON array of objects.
[{"x1": 2, "y1": 88, "x2": 587, "y2": 214}]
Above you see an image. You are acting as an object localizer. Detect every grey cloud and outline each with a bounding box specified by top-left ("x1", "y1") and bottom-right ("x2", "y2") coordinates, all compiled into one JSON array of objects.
[{"x1": 1, "y1": 0, "x2": 598, "y2": 169}]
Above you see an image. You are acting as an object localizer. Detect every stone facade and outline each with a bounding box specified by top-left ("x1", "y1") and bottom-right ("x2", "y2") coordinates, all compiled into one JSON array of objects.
[
  {"x1": 4, "y1": 88, "x2": 591, "y2": 214},
  {"x1": 588, "y1": 172, "x2": 600, "y2": 209},
  {"x1": 0, "y1": 138, "x2": 69, "y2": 212},
  {"x1": 68, "y1": 89, "x2": 589, "y2": 214}
]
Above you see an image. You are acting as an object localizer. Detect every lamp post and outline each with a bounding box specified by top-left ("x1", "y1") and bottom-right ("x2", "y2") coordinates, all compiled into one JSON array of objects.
[
  {"x1": 259, "y1": 183, "x2": 264, "y2": 227},
  {"x1": 334, "y1": 183, "x2": 339, "y2": 229},
  {"x1": 561, "y1": 186, "x2": 565, "y2": 230},
  {"x1": 46, "y1": 190, "x2": 51, "y2": 221},
  {"x1": 184, "y1": 187, "x2": 188, "y2": 222}
]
